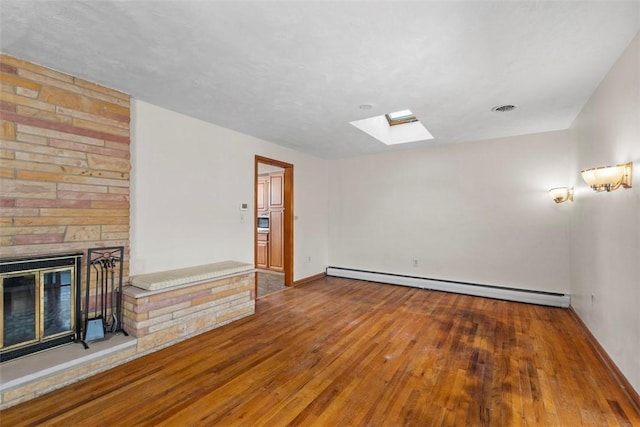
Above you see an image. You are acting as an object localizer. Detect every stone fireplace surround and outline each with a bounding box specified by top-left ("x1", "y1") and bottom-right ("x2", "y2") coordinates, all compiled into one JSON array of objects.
[
  {"x1": 0, "y1": 52, "x2": 132, "y2": 408},
  {"x1": 0, "y1": 54, "x2": 256, "y2": 408}
]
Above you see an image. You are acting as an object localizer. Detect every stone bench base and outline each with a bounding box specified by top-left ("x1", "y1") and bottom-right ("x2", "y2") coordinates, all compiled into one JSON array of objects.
[{"x1": 123, "y1": 262, "x2": 255, "y2": 352}]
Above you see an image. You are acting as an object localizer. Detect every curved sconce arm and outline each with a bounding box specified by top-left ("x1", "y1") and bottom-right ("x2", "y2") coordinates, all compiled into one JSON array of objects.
[{"x1": 549, "y1": 187, "x2": 574, "y2": 203}]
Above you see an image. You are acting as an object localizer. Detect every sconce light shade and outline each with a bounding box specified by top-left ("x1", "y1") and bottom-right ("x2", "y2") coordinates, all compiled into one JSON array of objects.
[
  {"x1": 581, "y1": 162, "x2": 633, "y2": 192},
  {"x1": 549, "y1": 187, "x2": 574, "y2": 203}
]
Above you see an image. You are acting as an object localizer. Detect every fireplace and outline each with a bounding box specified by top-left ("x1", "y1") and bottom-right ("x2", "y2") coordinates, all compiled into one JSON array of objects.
[{"x1": 1, "y1": 253, "x2": 82, "y2": 362}]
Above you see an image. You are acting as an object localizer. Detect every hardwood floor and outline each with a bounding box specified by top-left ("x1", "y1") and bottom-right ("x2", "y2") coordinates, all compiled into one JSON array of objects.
[{"x1": 3, "y1": 277, "x2": 638, "y2": 426}]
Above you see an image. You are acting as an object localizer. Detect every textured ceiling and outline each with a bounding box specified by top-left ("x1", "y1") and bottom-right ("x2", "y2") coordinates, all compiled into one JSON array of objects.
[{"x1": 1, "y1": 1, "x2": 638, "y2": 159}]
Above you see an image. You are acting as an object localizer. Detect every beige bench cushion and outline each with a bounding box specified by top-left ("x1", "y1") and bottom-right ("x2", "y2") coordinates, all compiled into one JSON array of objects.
[{"x1": 130, "y1": 260, "x2": 254, "y2": 291}]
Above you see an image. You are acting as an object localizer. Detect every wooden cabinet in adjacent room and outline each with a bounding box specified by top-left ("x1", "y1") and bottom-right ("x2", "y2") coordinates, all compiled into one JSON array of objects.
[
  {"x1": 256, "y1": 232, "x2": 269, "y2": 269},
  {"x1": 256, "y1": 171, "x2": 284, "y2": 272},
  {"x1": 268, "y1": 210, "x2": 284, "y2": 271},
  {"x1": 269, "y1": 172, "x2": 284, "y2": 209},
  {"x1": 257, "y1": 175, "x2": 269, "y2": 213}
]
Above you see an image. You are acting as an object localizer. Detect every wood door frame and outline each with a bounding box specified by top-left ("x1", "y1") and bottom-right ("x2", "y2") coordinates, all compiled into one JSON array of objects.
[{"x1": 255, "y1": 155, "x2": 294, "y2": 286}]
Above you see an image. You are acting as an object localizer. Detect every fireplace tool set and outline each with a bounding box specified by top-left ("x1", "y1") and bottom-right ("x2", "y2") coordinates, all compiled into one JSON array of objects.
[{"x1": 82, "y1": 246, "x2": 127, "y2": 347}]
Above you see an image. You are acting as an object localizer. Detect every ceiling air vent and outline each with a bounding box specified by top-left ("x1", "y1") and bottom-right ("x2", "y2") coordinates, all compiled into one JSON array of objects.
[{"x1": 491, "y1": 105, "x2": 517, "y2": 112}]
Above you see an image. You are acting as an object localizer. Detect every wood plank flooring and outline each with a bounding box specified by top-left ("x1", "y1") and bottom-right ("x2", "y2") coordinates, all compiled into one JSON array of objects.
[{"x1": 2, "y1": 277, "x2": 639, "y2": 426}]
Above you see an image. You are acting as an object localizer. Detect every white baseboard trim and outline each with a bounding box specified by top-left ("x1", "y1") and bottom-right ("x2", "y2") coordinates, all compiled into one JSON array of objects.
[{"x1": 326, "y1": 267, "x2": 570, "y2": 308}]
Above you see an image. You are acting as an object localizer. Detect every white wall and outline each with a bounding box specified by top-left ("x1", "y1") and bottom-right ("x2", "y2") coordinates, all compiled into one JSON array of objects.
[
  {"x1": 569, "y1": 34, "x2": 639, "y2": 392},
  {"x1": 130, "y1": 100, "x2": 329, "y2": 281},
  {"x1": 328, "y1": 130, "x2": 573, "y2": 293},
  {"x1": 129, "y1": 34, "x2": 638, "y2": 393}
]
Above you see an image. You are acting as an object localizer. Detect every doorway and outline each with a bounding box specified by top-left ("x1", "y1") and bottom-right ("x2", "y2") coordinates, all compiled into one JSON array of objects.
[{"x1": 255, "y1": 156, "x2": 294, "y2": 297}]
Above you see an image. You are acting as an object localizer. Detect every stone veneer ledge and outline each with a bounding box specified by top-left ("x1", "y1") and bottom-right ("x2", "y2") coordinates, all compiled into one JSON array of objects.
[
  {"x1": 123, "y1": 270, "x2": 255, "y2": 352},
  {"x1": 129, "y1": 260, "x2": 254, "y2": 291}
]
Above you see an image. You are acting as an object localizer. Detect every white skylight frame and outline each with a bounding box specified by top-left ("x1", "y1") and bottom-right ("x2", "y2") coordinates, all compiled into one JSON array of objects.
[{"x1": 350, "y1": 109, "x2": 434, "y2": 145}]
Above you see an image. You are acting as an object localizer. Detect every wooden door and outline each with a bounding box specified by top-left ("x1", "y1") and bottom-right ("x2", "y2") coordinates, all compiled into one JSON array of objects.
[{"x1": 268, "y1": 210, "x2": 284, "y2": 271}]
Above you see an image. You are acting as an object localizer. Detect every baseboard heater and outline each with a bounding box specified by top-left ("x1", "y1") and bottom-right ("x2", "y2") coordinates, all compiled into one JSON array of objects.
[{"x1": 326, "y1": 267, "x2": 570, "y2": 308}]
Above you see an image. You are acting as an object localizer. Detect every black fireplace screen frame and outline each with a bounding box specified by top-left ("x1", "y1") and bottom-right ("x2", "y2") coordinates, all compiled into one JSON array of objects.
[{"x1": 0, "y1": 253, "x2": 82, "y2": 363}]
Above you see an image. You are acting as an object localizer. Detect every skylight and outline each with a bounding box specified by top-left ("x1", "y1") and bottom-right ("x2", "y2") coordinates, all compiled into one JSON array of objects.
[
  {"x1": 350, "y1": 109, "x2": 434, "y2": 145},
  {"x1": 385, "y1": 109, "x2": 418, "y2": 126}
]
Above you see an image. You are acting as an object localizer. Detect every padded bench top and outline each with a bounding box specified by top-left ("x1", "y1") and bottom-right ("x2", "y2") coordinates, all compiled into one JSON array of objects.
[{"x1": 130, "y1": 260, "x2": 254, "y2": 291}]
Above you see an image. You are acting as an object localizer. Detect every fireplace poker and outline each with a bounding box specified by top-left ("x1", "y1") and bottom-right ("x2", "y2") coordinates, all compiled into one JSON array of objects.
[
  {"x1": 93, "y1": 262, "x2": 99, "y2": 321},
  {"x1": 100, "y1": 258, "x2": 110, "y2": 332},
  {"x1": 85, "y1": 261, "x2": 105, "y2": 341},
  {"x1": 99, "y1": 260, "x2": 104, "y2": 325},
  {"x1": 109, "y1": 257, "x2": 118, "y2": 333}
]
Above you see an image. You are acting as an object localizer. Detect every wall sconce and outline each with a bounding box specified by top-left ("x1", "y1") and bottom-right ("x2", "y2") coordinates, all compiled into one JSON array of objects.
[
  {"x1": 549, "y1": 187, "x2": 574, "y2": 203},
  {"x1": 581, "y1": 162, "x2": 633, "y2": 192}
]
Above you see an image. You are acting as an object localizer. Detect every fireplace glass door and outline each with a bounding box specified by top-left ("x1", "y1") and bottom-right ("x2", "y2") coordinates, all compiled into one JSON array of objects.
[{"x1": 1, "y1": 267, "x2": 75, "y2": 353}]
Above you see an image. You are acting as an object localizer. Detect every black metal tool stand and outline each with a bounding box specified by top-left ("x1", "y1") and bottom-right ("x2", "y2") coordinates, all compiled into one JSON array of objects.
[{"x1": 80, "y1": 246, "x2": 128, "y2": 349}]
